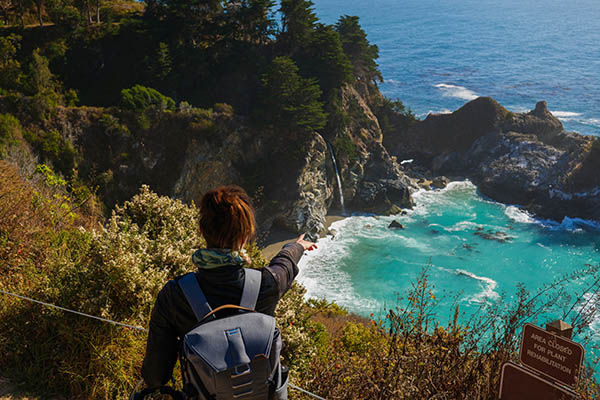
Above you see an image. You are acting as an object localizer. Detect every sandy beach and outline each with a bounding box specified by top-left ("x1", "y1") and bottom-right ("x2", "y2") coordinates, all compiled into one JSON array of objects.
[{"x1": 260, "y1": 213, "x2": 347, "y2": 260}]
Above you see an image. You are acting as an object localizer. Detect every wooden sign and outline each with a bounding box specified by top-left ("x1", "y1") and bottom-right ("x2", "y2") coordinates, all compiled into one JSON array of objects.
[
  {"x1": 498, "y1": 362, "x2": 576, "y2": 400},
  {"x1": 519, "y1": 323, "x2": 584, "y2": 387}
]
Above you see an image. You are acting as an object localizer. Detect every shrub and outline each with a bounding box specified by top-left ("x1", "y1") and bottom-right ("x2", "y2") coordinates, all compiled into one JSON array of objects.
[
  {"x1": 23, "y1": 129, "x2": 77, "y2": 177},
  {"x1": 120, "y1": 84, "x2": 176, "y2": 112},
  {"x1": 48, "y1": 5, "x2": 82, "y2": 30},
  {"x1": 213, "y1": 103, "x2": 234, "y2": 119},
  {"x1": 275, "y1": 282, "x2": 330, "y2": 377},
  {"x1": 0, "y1": 113, "x2": 21, "y2": 155},
  {"x1": 374, "y1": 96, "x2": 417, "y2": 135},
  {"x1": 293, "y1": 267, "x2": 600, "y2": 400},
  {"x1": 0, "y1": 182, "x2": 273, "y2": 398},
  {"x1": 0, "y1": 34, "x2": 22, "y2": 92},
  {"x1": 334, "y1": 135, "x2": 357, "y2": 163}
]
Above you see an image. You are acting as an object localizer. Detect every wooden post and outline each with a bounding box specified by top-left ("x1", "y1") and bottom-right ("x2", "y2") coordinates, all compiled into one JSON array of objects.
[{"x1": 546, "y1": 320, "x2": 573, "y2": 339}]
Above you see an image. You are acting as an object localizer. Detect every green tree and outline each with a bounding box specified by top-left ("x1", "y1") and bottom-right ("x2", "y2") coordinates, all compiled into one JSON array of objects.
[
  {"x1": 220, "y1": 0, "x2": 275, "y2": 44},
  {"x1": 0, "y1": 34, "x2": 22, "y2": 92},
  {"x1": 300, "y1": 24, "x2": 352, "y2": 98},
  {"x1": 146, "y1": 42, "x2": 172, "y2": 81},
  {"x1": 260, "y1": 56, "x2": 326, "y2": 134},
  {"x1": 23, "y1": 48, "x2": 57, "y2": 96},
  {"x1": 144, "y1": 0, "x2": 223, "y2": 45},
  {"x1": 46, "y1": 0, "x2": 81, "y2": 29},
  {"x1": 335, "y1": 15, "x2": 382, "y2": 83},
  {"x1": 278, "y1": 0, "x2": 317, "y2": 54}
]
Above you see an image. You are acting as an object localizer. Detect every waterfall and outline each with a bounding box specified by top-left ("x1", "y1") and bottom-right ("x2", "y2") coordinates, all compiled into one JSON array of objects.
[{"x1": 325, "y1": 141, "x2": 346, "y2": 215}]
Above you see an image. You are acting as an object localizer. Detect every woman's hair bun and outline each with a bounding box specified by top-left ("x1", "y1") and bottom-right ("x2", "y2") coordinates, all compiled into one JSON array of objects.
[{"x1": 199, "y1": 186, "x2": 255, "y2": 250}]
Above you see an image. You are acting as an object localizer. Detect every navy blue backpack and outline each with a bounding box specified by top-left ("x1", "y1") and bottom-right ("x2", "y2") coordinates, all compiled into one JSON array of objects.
[{"x1": 177, "y1": 268, "x2": 288, "y2": 400}]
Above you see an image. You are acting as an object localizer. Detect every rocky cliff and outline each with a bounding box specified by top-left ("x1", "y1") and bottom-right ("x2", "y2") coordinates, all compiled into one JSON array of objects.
[
  {"x1": 10, "y1": 83, "x2": 416, "y2": 238},
  {"x1": 385, "y1": 97, "x2": 600, "y2": 221}
]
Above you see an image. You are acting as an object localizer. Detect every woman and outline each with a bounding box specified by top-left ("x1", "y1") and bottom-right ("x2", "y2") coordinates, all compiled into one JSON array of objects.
[{"x1": 141, "y1": 185, "x2": 317, "y2": 390}]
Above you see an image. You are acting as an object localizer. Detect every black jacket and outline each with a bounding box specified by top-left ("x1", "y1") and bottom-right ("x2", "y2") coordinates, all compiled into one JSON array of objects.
[{"x1": 141, "y1": 242, "x2": 305, "y2": 388}]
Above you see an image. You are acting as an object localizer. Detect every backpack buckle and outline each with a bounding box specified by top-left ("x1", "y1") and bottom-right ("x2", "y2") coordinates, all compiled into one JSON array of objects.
[{"x1": 232, "y1": 364, "x2": 251, "y2": 377}]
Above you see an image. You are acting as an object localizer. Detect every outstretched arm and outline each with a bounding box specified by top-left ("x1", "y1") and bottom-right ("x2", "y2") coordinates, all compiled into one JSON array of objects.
[{"x1": 264, "y1": 234, "x2": 317, "y2": 298}]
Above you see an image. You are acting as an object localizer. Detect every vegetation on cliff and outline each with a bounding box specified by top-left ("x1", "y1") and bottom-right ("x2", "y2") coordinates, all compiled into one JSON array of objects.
[
  {"x1": 2, "y1": 165, "x2": 599, "y2": 399},
  {"x1": 2, "y1": 1, "x2": 600, "y2": 399}
]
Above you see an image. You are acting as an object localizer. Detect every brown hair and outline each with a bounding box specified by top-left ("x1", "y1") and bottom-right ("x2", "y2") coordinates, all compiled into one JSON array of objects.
[{"x1": 199, "y1": 185, "x2": 256, "y2": 250}]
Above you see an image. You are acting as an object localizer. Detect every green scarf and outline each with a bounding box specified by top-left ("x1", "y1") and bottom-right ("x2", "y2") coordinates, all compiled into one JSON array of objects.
[{"x1": 192, "y1": 248, "x2": 249, "y2": 269}]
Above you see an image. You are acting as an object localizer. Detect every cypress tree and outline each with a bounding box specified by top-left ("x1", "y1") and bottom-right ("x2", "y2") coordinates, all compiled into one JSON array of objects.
[
  {"x1": 335, "y1": 15, "x2": 382, "y2": 83},
  {"x1": 260, "y1": 56, "x2": 327, "y2": 134}
]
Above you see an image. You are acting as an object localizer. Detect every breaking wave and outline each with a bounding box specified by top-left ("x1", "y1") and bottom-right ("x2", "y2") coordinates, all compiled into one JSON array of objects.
[
  {"x1": 434, "y1": 83, "x2": 478, "y2": 101},
  {"x1": 454, "y1": 269, "x2": 499, "y2": 303},
  {"x1": 551, "y1": 110, "x2": 582, "y2": 118}
]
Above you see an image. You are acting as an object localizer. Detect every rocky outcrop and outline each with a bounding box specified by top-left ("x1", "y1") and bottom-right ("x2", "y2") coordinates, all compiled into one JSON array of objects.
[
  {"x1": 326, "y1": 85, "x2": 418, "y2": 216},
  {"x1": 10, "y1": 83, "x2": 419, "y2": 237},
  {"x1": 270, "y1": 135, "x2": 332, "y2": 234},
  {"x1": 388, "y1": 220, "x2": 405, "y2": 229},
  {"x1": 385, "y1": 98, "x2": 600, "y2": 221}
]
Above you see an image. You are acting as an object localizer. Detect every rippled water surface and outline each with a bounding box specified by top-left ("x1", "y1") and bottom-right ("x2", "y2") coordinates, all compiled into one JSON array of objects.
[
  {"x1": 299, "y1": 183, "x2": 600, "y2": 336},
  {"x1": 311, "y1": 0, "x2": 600, "y2": 135}
]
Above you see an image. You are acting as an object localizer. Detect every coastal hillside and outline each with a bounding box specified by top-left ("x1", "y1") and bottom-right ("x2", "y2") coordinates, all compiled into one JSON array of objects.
[
  {"x1": 1, "y1": 0, "x2": 600, "y2": 399},
  {"x1": 0, "y1": 0, "x2": 417, "y2": 239}
]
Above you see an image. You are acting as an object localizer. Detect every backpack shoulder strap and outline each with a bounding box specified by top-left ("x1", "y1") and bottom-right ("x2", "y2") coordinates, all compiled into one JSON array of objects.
[
  {"x1": 178, "y1": 272, "x2": 213, "y2": 321},
  {"x1": 239, "y1": 268, "x2": 261, "y2": 310}
]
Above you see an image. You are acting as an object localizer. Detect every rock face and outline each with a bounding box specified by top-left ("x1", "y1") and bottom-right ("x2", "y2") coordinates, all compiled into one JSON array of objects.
[
  {"x1": 271, "y1": 135, "x2": 332, "y2": 235},
  {"x1": 21, "y1": 84, "x2": 418, "y2": 236},
  {"x1": 385, "y1": 98, "x2": 600, "y2": 221},
  {"x1": 328, "y1": 85, "x2": 418, "y2": 216}
]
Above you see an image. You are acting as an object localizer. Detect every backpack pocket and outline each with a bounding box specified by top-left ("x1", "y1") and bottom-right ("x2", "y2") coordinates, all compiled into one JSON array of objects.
[{"x1": 272, "y1": 371, "x2": 288, "y2": 400}]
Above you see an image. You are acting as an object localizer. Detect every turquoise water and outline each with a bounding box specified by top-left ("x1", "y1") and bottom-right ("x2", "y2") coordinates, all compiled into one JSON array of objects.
[
  {"x1": 298, "y1": 182, "x2": 600, "y2": 336},
  {"x1": 299, "y1": 0, "x2": 600, "y2": 366},
  {"x1": 311, "y1": 0, "x2": 600, "y2": 135}
]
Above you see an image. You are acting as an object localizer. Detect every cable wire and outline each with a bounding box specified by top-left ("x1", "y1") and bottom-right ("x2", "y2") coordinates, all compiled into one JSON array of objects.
[
  {"x1": 289, "y1": 383, "x2": 327, "y2": 400},
  {"x1": 0, "y1": 289, "x2": 148, "y2": 332},
  {"x1": 1, "y1": 288, "x2": 326, "y2": 399}
]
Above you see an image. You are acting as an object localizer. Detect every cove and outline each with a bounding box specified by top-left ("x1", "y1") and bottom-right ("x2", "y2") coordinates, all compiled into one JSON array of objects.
[{"x1": 298, "y1": 182, "x2": 600, "y2": 339}]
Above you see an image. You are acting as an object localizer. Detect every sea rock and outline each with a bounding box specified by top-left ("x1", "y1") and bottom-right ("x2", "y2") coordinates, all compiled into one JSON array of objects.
[
  {"x1": 383, "y1": 97, "x2": 600, "y2": 221},
  {"x1": 354, "y1": 178, "x2": 414, "y2": 215},
  {"x1": 431, "y1": 176, "x2": 450, "y2": 189},
  {"x1": 388, "y1": 220, "x2": 405, "y2": 229}
]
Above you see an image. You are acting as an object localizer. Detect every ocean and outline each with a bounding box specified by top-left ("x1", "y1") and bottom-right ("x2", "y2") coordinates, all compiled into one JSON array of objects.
[
  {"x1": 299, "y1": 183, "x2": 600, "y2": 326},
  {"x1": 297, "y1": 0, "x2": 600, "y2": 352},
  {"x1": 311, "y1": 0, "x2": 600, "y2": 136}
]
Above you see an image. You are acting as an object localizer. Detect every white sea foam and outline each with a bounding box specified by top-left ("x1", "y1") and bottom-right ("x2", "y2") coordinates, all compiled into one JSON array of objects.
[
  {"x1": 434, "y1": 83, "x2": 478, "y2": 101},
  {"x1": 454, "y1": 269, "x2": 499, "y2": 303},
  {"x1": 297, "y1": 216, "x2": 382, "y2": 314},
  {"x1": 578, "y1": 292, "x2": 600, "y2": 338},
  {"x1": 384, "y1": 79, "x2": 403, "y2": 85},
  {"x1": 504, "y1": 206, "x2": 536, "y2": 224},
  {"x1": 581, "y1": 118, "x2": 600, "y2": 128},
  {"x1": 551, "y1": 110, "x2": 582, "y2": 118},
  {"x1": 411, "y1": 180, "x2": 477, "y2": 216},
  {"x1": 505, "y1": 105, "x2": 529, "y2": 113},
  {"x1": 560, "y1": 217, "x2": 600, "y2": 231},
  {"x1": 445, "y1": 221, "x2": 480, "y2": 232},
  {"x1": 421, "y1": 109, "x2": 452, "y2": 118},
  {"x1": 536, "y1": 242, "x2": 552, "y2": 251},
  {"x1": 501, "y1": 201, "x2": 600, "y2": 231}
]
